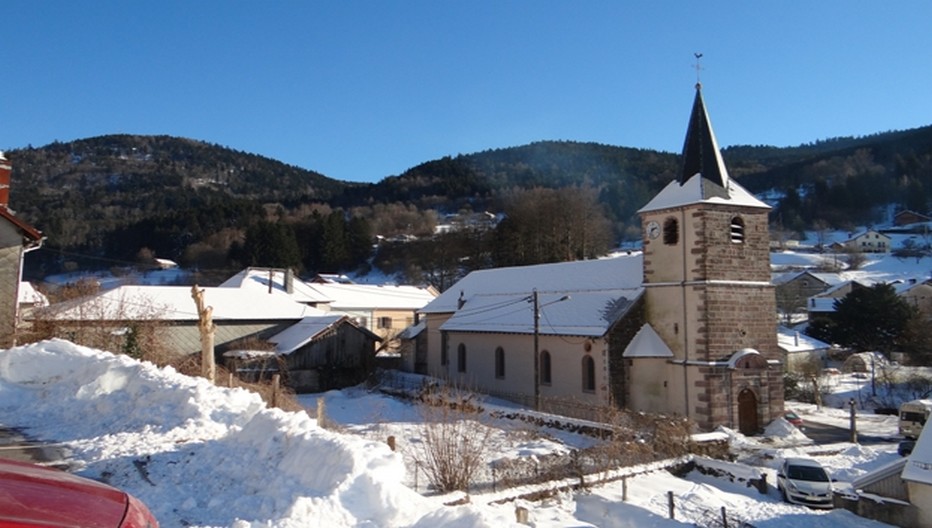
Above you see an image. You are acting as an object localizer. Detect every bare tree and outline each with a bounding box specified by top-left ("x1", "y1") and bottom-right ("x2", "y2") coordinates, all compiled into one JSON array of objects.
[{"x1": 408, "y1": 385, "x2": 493, "y2": 493}]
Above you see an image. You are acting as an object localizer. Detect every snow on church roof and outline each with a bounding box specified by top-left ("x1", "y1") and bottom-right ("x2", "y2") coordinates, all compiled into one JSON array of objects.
[
  {"x1": 426, "y1": 255, "x2": 644, "y2": 337},
  {"x1": 638, "y1": 173, "x2": 770, "y2": 213},
  {"x1": 440, "y1": 288, "x2": 641, "y2": 337}
]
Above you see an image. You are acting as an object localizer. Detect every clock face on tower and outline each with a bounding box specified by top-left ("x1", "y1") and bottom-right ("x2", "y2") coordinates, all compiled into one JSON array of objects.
[{"x1": 646, "y1": 220, "x2": 660, "y2": 240}]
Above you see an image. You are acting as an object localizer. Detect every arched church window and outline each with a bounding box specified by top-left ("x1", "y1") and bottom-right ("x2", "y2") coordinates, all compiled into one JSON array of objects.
[
  {"x1": 730, "y1": 216, "x2": 745, "y2": 244},
  {"x1": 582, "y1": 355, "x2": 595, "y2": 392},
  {"x1": 495, "y1": 347, "x2": 506, "y2": 379},
  {"x1": 663, "y1": 217, "x2": 679, "y2": 245}
]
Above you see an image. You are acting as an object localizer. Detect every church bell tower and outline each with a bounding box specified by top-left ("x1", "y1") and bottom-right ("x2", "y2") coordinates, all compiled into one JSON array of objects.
[{"x1": 637, "y1": 84, "x2": 783, "y2": 433}]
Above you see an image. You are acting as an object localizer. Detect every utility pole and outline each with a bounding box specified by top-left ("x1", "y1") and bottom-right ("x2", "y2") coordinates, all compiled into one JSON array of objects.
[
  {"x1": 533, "y1": 289, "x2": 540, "y2": 411},
  {"x1": 191, "y1": 285, "x2": 216, "y2": 383}
]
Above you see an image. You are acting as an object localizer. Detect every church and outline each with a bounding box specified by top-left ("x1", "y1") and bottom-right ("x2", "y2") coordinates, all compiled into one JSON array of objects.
[{"x1": 416, "y1": 84, "x2": 783, "y2": 434}]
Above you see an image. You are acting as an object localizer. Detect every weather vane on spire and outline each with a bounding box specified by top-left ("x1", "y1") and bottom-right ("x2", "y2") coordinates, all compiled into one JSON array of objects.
[{"x1": 694, "y1": 52, "x2": 703, "y2": 88}]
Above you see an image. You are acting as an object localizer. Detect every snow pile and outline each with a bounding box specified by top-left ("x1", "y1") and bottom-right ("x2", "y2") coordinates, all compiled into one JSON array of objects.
[
  {"x1": 0, "y1": 339, "x2": 442, "y2": 527},
  {"x1": 764, "y1": 417, "x2": 813, "y2": 445}
]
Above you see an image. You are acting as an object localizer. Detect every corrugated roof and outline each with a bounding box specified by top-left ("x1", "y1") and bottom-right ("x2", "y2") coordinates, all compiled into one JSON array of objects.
[{"x1": 268, "y1": 314, "x2": 348, "y2": 354}]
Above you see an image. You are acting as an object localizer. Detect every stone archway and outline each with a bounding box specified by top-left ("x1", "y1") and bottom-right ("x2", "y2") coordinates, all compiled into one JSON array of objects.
[{"x1": 738, "y1": 388, "x2": 759, "y2": 435}]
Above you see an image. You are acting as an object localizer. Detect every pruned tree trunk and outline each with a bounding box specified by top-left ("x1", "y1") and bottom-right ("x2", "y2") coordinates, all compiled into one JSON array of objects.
[{"x1": 191, "y1": 285, "x2": 216, "y2": 383}]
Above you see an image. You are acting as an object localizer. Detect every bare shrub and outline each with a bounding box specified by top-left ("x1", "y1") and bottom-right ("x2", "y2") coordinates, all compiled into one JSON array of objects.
[{"x1": 409, "y1": 384, "x2": 493, "y2": 493}]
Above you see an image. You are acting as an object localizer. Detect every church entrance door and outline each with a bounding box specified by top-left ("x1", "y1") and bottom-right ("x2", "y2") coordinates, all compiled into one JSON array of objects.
[{"x1": 738, "y1": 389, "x2": 759, "y2": 435}]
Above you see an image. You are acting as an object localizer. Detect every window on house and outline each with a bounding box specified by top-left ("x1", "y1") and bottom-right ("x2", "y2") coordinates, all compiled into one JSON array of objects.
[
  {"x1": 377, "y1": 317, "x2": 393, "y2": 329},
  {"x1": 582, "y1": 355, "x2": 595, "y2": 392},
  {"x1": 457, "y1": 343, "x2": 467, "y2": 373},
  {"x1": 663, "y1": 217, "x2": 679, "y2": 245},
  {"x1": 540, "y1": 350, "x2": 552, "y2": 385},
  {"x1": 730, "y1": 216, "x2": 745, "y2": 244},
  {"x1": 495, "y1": 347, "x2": 506, "y2": 379}
]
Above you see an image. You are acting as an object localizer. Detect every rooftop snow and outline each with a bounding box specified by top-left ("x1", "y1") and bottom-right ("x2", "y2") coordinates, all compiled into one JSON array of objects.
[
  {"x1": 638, "y1": 172, "x2": 770, "y2": 213},
  {"x1": 268, "y1": 314, "x2": 351, "y2": 354},
  {"x1": 46, "y1": 285, "x2": 322, "y2": 321},
  {"x1": 439, "y1": 289, "x2": 642, "y2": 337},
  {"x1": 423, "y1": 254, "x2": 643, "y2": 316}
]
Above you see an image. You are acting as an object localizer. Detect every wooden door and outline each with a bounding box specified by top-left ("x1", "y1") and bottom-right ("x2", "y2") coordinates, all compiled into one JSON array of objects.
[{"x1": 738, "y1": 388, "x2": 759, "y2": 435}]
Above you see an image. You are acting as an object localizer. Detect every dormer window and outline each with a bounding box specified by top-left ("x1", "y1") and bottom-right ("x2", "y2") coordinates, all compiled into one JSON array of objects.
[
  {"x1": 730, "y1": 216, "x2": 745, "y2": 244},
  {"x1": 663, "y1": 217, "x2": 679, "y2": 245}
]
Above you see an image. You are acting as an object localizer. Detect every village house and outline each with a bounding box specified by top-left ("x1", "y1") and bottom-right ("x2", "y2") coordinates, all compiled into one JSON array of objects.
[
  {"x1": 777, "y1": 325, "x2": 831, "y2": 372},
  {"x1": 416, "y1": 84, "x2": 783, "y2": 433},
  {"x1": 37, "y1": 284, "x2": 322, "y2": 357},
  {"x1": 844, "y1": 230, "x2": 891, "y2": 253},
  {"x1": 223, "y1": 314, "x2": 381, "y2": 392},
  {"x1": 772, "y1": 270, "x2": 843, "y2": 322},
  {"x1": 893, "y1": 209, "x2": 931, "y2": 227},
  {"x1": 805, "y1": 280, "x2": 870, "y2": 324},
  {"x1": 0, "y1": 152, "x2": 44, "y2": 348},
  {"x1": 894, "y1": 278, "x2": 932, "y2": 319},
  {"x1": 220, "y1": 267, "x2": 437, "y2": 350}
]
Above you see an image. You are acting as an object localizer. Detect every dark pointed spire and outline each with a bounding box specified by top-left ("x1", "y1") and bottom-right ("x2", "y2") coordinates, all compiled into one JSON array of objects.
[{"x1": 679, "y1": 83, "x2": 730, "y2": 199}]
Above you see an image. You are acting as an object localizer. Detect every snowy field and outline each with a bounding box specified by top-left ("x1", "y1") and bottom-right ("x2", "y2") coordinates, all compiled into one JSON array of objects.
[{"x1": 0, "y1": 339, "x2": 910, "y2": 527}]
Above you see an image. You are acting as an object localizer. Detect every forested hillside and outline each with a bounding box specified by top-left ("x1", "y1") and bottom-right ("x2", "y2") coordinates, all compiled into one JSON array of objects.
[{"x1": 7, "y1": 126, "x2": 932, "y2": 287}]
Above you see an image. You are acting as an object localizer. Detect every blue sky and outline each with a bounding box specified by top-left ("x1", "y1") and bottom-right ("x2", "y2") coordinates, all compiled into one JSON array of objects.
[{"x1": 3, "y1": 2, "x2": 930, "y2": 183}]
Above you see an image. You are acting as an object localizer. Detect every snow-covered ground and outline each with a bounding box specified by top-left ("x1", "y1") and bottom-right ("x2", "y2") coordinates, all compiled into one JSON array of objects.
[{"x1": 0, "y1": 339, "x2": 907, "y2": 527}]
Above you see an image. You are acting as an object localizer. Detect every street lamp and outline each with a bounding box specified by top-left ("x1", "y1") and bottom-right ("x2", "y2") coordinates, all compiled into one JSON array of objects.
[{"x1": 531, "y1": 289, "x2": 570, "y2": 411}]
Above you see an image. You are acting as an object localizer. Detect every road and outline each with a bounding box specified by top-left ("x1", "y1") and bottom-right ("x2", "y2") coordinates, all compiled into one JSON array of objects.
[
  {"x1": 0, "y1": 426, "x2": 68, "y2": 466},
  {"x1": 801, "y1": 420, "x2": 899, "y2": 446}
]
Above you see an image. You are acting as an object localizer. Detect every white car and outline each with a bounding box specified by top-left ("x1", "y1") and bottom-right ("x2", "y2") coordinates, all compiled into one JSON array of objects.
[{"x1": 776, "y1": 457, "x2": 834, "y2": 509}]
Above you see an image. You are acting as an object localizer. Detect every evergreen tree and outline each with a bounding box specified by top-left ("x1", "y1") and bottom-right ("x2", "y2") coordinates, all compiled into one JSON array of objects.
[{"x1": 811, "y1": 283, "x2": 917, "y2": 353}]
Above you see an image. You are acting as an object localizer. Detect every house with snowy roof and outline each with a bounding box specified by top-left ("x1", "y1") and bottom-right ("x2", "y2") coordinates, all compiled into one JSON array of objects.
[
  {"x1": 773, "y1": 271, "x2": 844, "y2": 323},
  {"x1": 894, "y1": 278, "x2": 932, "y2": 319},
  {"x1": 844, "y1": 229, "x2": 891, "y2": 253},
  {"x1": 417, "y1": 84, "x2": 784, "y2": 433},
  {"x1": 893, "y1": 209, "x2": 931, "y2": 227},
  {"x1": 777, "y1": 325, "x2": 831, "y2": 371},
  {"x1": 220, "y1": 267, "x2": 437, "y2": 350},
  {"x1": 0, "y1": 152, "x2": 44, "y2": 348},
  {"x1": 37, "y1": 284, "x2": 324, "y2": 358},
  {"x1": 806, "y1": 280, "x2": 870, "y2": 320},
  {"x1": 223, "y1": 314, "x2": 381, "y2": 392}
]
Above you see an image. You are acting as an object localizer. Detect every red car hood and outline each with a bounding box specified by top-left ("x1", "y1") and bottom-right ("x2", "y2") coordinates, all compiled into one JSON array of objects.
[{"x1": 0, "y1": 457, "x2": 128, "y2": 527}]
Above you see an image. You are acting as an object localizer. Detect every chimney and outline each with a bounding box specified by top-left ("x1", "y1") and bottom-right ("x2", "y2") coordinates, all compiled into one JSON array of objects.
[
  {"x1": 794, "y1": 332, "x2": 799, "y2": 347},
  {"x1": 285, "y1": 268, "x2": 294, "y2": 294},
  {"x1": 0, "y1": 152, "x2": 11, "y2": 209}
]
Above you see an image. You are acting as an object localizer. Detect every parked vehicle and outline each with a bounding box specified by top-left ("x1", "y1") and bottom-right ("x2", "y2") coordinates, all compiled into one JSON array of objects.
[
  {"x1": 776, "y1": 457, "x2": 834, "y2": 509},
  {"x1": 898, "y1": 399, "x2": 932, "y2": 439},
  {"x1": 0, "y1": 456, "x2": 159, "y2": 527},
  {"x1": 783, "y1": 410, "x2": 804, "y2": 427},
  {"x1": 898, "y1": 439, "x2": 916, "y2": 457}
]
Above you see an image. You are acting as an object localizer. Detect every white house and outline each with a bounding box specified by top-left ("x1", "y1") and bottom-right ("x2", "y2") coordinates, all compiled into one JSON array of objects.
[{"x1": 844, "y1": 230, "x2": 891, "y2": 253}]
